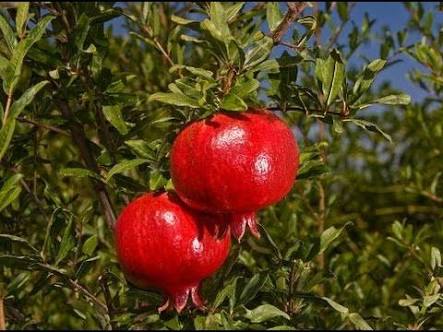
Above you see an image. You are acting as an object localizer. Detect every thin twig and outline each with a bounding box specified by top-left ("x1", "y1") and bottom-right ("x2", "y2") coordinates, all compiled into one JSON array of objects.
[
  {"x1": 2, "y1": 90, "x2": 13, "y2": 125},
  {"x1": 317, "y1": 182, "x2": 326, "y2": 296},
  {"x1": 268, "y1": 106, "x2": 343, "y2": 117},
  {"x1": 141, "y1": 26, "x2": 175, "y2": 67},
  {"x1": 16, "y1": 116, "x2": 70, "y2": 136},
  {"x1": 56, "y1": 100, "x2": 116, "y2": 230},
  {"x1": 0, "y1": 296, "x2": 5, "y2": 331},
  {"x1": 271, "y1": 2, "x2": 308, "y2": 44},
  {"x1": 325, "y1": 2, "x2": 356, "y2": 49}
]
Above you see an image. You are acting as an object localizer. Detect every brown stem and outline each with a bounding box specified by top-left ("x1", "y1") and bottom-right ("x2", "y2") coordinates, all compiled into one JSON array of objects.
[
  {"x1": 16, "y1": 116, "x2": 70, "y2": 136},
  {"x1": 326, "y1": 2, "x2": 356, "y2": 49},
  {"x1": 57, "y1": 100, "x2": 116, "y2": 230},
  {"x1": 141, "y1": 26, "x2": 175, "y2": 67},
  {"x1": 2, "y1": 90, "x2": 13, "y2": 125},
  {"x1": 0, "y1": 296, "x2": 5, "y2": 330},
  {"x1": 271, "y1": 2, "x2": 308, "y2": 44},
  {"x1": 268, "y1": 106, "x2": 343, "y2": 117},
  {"x1": 317, "y1": 182, "x2": 326, "y2": 296}
]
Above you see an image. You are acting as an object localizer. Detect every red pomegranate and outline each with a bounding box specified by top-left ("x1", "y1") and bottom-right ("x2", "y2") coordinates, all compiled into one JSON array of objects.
[
  {"x1": 114, "y1": 192, "x2": 231, "y2": 313},
  {"x1": 170, "y1": 108, "x2": 300, "y2": 241}
]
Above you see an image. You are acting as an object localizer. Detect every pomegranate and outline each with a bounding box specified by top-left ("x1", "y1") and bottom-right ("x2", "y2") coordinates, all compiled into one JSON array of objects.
[
  {"x1": 170, "y1": 108, "x2": 300, "y2": 241},
  {"x1": 114, "y1": 192, "x2": 231, "y2": 313}
]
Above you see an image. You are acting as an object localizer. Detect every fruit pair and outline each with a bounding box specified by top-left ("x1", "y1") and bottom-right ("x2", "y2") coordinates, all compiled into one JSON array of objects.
[{"x1": 115, "y1": 108, "x2": 300, "y2": 313}]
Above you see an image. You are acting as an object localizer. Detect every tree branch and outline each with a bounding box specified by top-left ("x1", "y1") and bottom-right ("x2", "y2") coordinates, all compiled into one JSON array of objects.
[
  {"x1": 271, "y1": 2, "x2": 308, "y2": 44},
  {"x1": 267, "y1": 106, "x2": 343, "y2": 117},
  {"x1": 0, "y1": 296, "x2": 5, "y2": 331},
  {"x1": 56, "y1": 100, "x2": 116, "y2": 230},
  {"x1": 16, "y1": 116, "x2": 70, "y2": 136}
]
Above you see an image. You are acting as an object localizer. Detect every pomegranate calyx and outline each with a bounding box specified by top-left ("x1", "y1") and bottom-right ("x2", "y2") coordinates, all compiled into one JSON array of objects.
[
  {"x1": 158, "y1": 284, "x2": 206, "y2": 314},
  {"x1": 230, "y1": 212, "x2": 260, "y2": 242}
]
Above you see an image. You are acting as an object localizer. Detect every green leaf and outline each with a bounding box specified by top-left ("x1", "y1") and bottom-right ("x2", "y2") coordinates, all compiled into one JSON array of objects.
[
  {"x1": 244, "y1": 36, "x2": 273, "y2": 70},
  {"x1": 59, "y1": 168, "x2": 101, "y2": 181},
  {"x1": 16, "y1": 2, "x2": 29, "y2": 37},
  {"x1": 267, "y1": 3, "x2": 283, "y2": 31},
  {"x1": 337, "y1": 3, "x2": 349, "y2": 21},
  {"x1": 343, "y1": 118, "x2": 392, "y2": 143},
  {"x1": 171, "y1": 15, "x2": 197, "y2": 25},
  {"x1": 231, "y1": 78, "x2": 260, "y2": 98},
  {"x1": 73, "y1": 14, "x2": 90, "y2": 51},
  {"x1": 221, "y1": 93, "x2": 248, "y2": 111},
  {"x1": 75, "y1": 255, "x2": 100, "y2": 279},
  {"x1": 319, "y1": 223, "x2": 351, "y2": 255},
  {"x1": 102, "y1": 105, "x2": 129, "y2": 135},
  {"x1": 372, "y1": 93, "x2": 411, "y2": 105},
  {"x1": 0, "y1": 173, "x2": 23, "y2": 196},
  {"x1": 423, "y1": 294, "x2": 440, "y2": 308},
  {"x1": 212, "y1": 277, "x2": 238, "y2": 310},
  {"x1": 239, "y1": 273, "x2": 269, "y2": 305},
  {"x1": 7, "y1": 15, "x2": 54, "y2": 92},
  {"x1": 316, "y1": 50, "x2": 345, "y2": 106},
  {"x1": 82, "y1": 235, "x2": 98, "y2": 256},
  {"x1": 9, "y1": 80, "x2": 49, "y2": 118},
  {"x1": 348, "y1": 313, "x2": 373, "y2": 330},
  {"x1": 244, "y1": 304, "x2": 290, "y2": 323},
  {"x1": 55, "y1": 217, "x2": 75, "y2": 265},
  {"x1": 430, "y1": 247, "x2": 441, "y2": 270},
  {"x1": 0, "y1": 234, "x2": 38, "y2": 253},
  {"x1": 322, "y1": 297, "x2": 349, "y2": 314},
  {"x1": 207, "y1": 2, "x2": 231, "y2": 42},
  {"x1": 0, "y1": 255, "x2": 37, "y2": 270},
  {"x1": 106, "y1": 159, "x2": 149, "y2": 182},
  {"x1": 125, "y1": 140, "x2": 153, "y2": 159},
  {"x1": 170, "y1": 65, "x2": 214, "y2": 81},
  {"x1": 0, "y1": 186, "x2": 21, "y2": 212},
  {"x1": 352, "y1": 59, "x2": 386, "y2": 102},
  {"x1": 225, "y1": 2, "x2": 245, "y2": 22},
  {"x1": 148, "y1": 92, "x2": 200, "y2": 108},
  {"x1": 0, "y1": 118, "x2": 16, "y2": 161},
  {"x1": 149, "y1": 169, "x2": 167, "y2": 192},
  {"x1": 0, "y1": 13, "x2": 16, "y2": 51}
]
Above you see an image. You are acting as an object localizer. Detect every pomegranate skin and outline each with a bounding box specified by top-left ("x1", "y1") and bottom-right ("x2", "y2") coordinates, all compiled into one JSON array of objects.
[
  {"x1": 114, "y1": 192, "x2": 231, "y2": 313},
  {"x1": 170, "y1": 108, "x2": 300, "y2": 240}
]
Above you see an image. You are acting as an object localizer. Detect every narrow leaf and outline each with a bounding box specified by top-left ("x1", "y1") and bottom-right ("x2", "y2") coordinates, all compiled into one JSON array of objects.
[
  {"x1": 148, "y1": 92, "x2": 200, "y2": 108},
  {"x1": 221, "y1": 93, "x2": 248, "y2": 112},
  {"x1": 267, "y1": 3, "x2": 283, "y2": 32},
  {"x1": 245, "y1": 304, "x2": 290, "y2": 323},
  {"x1": 372, "y1": 93, "x2": 411, "y2": 105},
  {"x1": 55, "y1": 217, "x2": 75, "y2": 265},
  {"x1": 0, "y1": 118, "x2": 16, "y2": 161},
  {"x1": 9, "y1": 80, "x2": 49, "y2": 118},
  {"x1": 0, "y1": 13, "x2": 16, "y2": 51},
  {"x1": 59, "y1": 168, "x2": 101, "y2": 181},
  {"x1": 16, "y1": 2, "x2": 29, "y2": 37},
  {"x1": 106, "y1": 159, "x2": 149, "y2": 182},
  {"x1": 102, "y1": 105, "x2": 129, "y2": 135}
]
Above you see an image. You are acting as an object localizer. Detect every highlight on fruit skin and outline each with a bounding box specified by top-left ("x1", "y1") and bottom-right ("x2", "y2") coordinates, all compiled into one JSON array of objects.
[
  {"x1": 114, "y1": 191, "x2": 231, "y2": 313},
  {"x1": 170, "y1": 107, "x2": 300, "y2": 241}
]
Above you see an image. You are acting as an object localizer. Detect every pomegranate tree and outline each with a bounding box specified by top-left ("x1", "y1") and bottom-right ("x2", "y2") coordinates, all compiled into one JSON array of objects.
[
  {"x1": 170, "y1": 108, "x2": 300, "y2": 240},
  {"x1": 114, "y1": 192, "x2": 231, "y2": 313}
]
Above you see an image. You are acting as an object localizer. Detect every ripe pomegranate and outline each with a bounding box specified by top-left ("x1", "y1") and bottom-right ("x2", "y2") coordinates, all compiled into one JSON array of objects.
[
  {"x1": 114, "y1": 192, "x2": 231, "y2": 313},
  {"x1": 170, "y1": 108, "x2": 300, "y2": 241}
]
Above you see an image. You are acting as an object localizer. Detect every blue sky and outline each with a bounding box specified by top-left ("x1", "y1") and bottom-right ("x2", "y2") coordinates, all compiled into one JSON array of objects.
[{"x1": 107, "y1": 2, "x2": 442, "y2": 103}]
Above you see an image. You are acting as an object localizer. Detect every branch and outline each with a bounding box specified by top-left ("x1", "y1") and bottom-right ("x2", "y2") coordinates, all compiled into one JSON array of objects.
[
  {"x1": 267, "y1": 106, "x2": 343, "y2": 117},
  {"x1": 2, "y1": 88, "x2": 13, "y2": 125},
  {"x1": 271, "y1": 2, "x2": 308, "y2": 44},
  {"x1": 16, "y1": 116, "x2": 70, "y2": 136},
  {"x1": 56, "y1": 100, "x2": 116, "y2": 230},
  {"x1": 0, "y1": 296, "x2": 5, "y2": 330}
]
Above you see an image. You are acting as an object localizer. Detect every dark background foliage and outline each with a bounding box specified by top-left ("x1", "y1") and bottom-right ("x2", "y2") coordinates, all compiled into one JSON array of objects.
[{"x1": 0, "y1": 2, "x2": 442, "y2": 330}]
